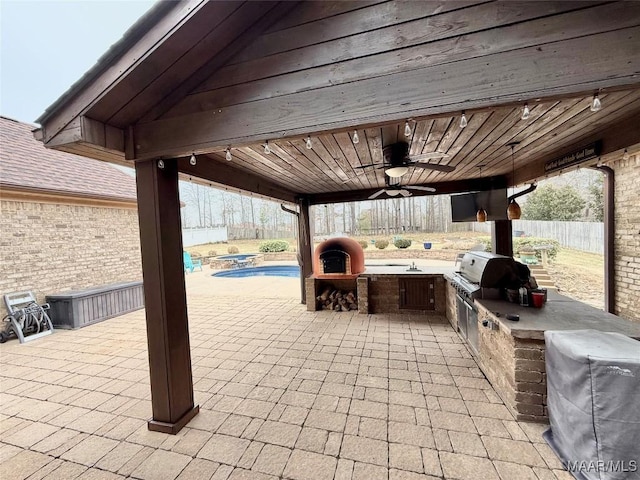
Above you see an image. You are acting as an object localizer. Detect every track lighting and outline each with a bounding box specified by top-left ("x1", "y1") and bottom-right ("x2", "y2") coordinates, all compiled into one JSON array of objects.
[
  {"x1": 264, "y1": 141, "x2": 271, "y2": 154},
  {"x1": 225, "y1": 147, "x2": 232, "y2": 161},
  {"x1": 404, "y1": 120, "x2": 412, "y2": 137},
  {"x1": 306, "y1": 136, "x2": 312, "y2": 150},
  {"x1": 460, "y1": 112, "x2": 467, "y2": 128},
  {"x1": 352, "y1": 131, "x2": 359, "y2": 144},
  {"x1": 189, "y1": 153, "x2": 197, "y2": 165},
  {"x1": 590, "y1": 94, "x2": 601, "y2": 112},
  {"x1": 623, "y1": 149, "x2": 630, "y2": 161},
  {"x1": 521, "y1": 103, "x2": 530, "y2": 120}
]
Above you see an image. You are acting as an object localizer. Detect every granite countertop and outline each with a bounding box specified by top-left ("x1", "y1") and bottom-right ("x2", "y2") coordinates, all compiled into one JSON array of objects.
[
  {"x1": 475, "y1": 290, "x2": 640, "y2": 340},
  {"x1": 361, "y1": 265, "x2": 456, "y2": 276}
]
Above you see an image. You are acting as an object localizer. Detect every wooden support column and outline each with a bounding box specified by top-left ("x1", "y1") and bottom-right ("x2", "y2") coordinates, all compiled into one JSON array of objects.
[
  {"x1": 135, "y1": 158, "x2": 199, "y2": 434},
  {"x1": 597, "y1": 166, "x2": 615, "y2": 314},
  {"x1": 492, "y1": 220, "x2": 513, "y2": 256},
  {"x1": 298, "y1": 197, "x2": 313, "y2": 304}
]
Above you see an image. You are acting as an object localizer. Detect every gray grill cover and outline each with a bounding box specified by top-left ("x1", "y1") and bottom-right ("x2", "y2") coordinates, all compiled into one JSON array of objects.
[{"x1": 544, "y1": 330, "x2": 640, "y2": 480}]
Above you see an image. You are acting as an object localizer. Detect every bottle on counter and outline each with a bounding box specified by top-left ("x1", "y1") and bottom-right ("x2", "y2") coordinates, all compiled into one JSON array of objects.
[{"x1": 519, "y1": 287, "x2": 529, "y2": 307}]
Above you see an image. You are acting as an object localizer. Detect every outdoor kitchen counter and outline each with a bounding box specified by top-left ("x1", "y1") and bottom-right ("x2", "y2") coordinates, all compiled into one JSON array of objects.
[
  {"x1": 361, "y1": 265, "x2": 456, "y2": 275},
  {"x1": 475, "y1": 290, "x2": 640, "y2": 341}
]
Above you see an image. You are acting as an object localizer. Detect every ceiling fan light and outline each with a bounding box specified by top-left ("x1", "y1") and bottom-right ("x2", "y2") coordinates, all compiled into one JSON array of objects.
[
  {"x1": 507, "y1": 199, "x2": 521, "y2": 220},
  {"x1": 385, "y1": 166, "x2": 409, "y2": 177},
  {"x1": 387, "y1": 190, "x2": 401, "y2": 196},
  {"x1": 476, "y1": 208, "x2": 487, "y2": 223}
]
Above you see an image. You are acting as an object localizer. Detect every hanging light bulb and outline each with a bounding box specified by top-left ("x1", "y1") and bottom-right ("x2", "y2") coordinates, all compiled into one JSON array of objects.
[
  {"x1": 590, "y1": 94, "x2": 601, "y2": 112},
  {"x1": 404, "y1": 120, "x2": 412, "y2": 137},
  {"x1": 189, "y1": 153, "x2": 197, "y2": 165},
  {"x1": 460, "y1": 112, "x2": 467, "y2": 128},
  {"x1": 623, "y1": 149, "x2": 630, "y2": 161},
  {"x1": 264, "y1": 141, "x2": 271, "y2": 154},
  {"x1": 506, "y1": 142, "x2": 522, "y2": 220},
  {"x1": 476, "y1": 164, "x2": 487, "y2": 222},
  {"x1": 352, "y1": 130, "x2": 359, "y2": 144},
  {"x1": 157, "y1": 159, "x2": 165, "y2": 169},
  {"x1": 306, "y1": 136, "x2": 312, "y2": 150},
  {"x1": 521, "y1": 103, "x2": 530, "y2": 120},
  {"x1": 225, "y1": 147, "x2": 232, "y2": 161}
]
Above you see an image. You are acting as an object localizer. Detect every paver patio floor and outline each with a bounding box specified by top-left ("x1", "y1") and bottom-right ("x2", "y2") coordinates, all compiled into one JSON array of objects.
[{"x1": 0, "y1": 270, "x2": 571, "y2": 479}]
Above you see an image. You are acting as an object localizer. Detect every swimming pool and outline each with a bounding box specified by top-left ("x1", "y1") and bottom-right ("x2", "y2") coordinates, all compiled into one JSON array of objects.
[
  {"x1": 212, "y1": 265, "x2": 299, "y2": 278},
  {"x1": 216, "y1": 254, "x2": 258, "y2": 261}
]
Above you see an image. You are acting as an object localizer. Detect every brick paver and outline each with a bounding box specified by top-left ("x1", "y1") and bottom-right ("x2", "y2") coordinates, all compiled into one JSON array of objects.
[{"x1": 0, "y1": 273, "x2": 569, "y2": 479}]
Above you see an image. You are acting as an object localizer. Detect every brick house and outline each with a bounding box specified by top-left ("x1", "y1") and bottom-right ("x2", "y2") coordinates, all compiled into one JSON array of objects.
[{"x1": 0, "y1": 116, "x2": 142, "y2": 312}]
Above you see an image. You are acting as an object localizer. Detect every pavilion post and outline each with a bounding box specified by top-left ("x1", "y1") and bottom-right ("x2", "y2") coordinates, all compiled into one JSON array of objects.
[
  {"x1": 598, "y1": 166, "x2": 615, "y2": 314},
  {"x1": 298, "y1": 197, "x2": 313, "y2": 304},
  {"x1": 135, "y1": 158, "x2": 199, "y2": 434},
  {"x1": 492, "y1": 220, "x2": 513, "y2": 257}
]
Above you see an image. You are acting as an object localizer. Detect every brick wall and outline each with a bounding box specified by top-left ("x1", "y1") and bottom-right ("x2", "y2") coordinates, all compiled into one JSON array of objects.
[
  {"x1": 0, "y1": 200, "x2": 142, "y2": 313},
  {"x1": 613, "y1": 155, "x2": 640, "y2": 321}
]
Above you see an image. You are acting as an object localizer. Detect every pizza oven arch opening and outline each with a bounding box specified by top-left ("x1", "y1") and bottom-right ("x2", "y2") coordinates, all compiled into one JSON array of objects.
[{"x1": 313, "y1": 237, "x2": 365, "y2": 278}]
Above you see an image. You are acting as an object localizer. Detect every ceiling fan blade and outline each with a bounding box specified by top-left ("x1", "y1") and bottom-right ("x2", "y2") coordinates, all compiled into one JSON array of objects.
[
  {"x1": 407, "y1": 185, "x2": 436, "y2": 192},
  {"x1": 411, "y1": 163, "x2": 456, "y2": 173},
  {"x1": 368, "y1": 189, "x2": 386, "y2": 200},
  {"x1": 398, "y1": 189, "x2": 412, "y2": 197},
  {"x1": 354, "y1": 163, "x2": 377, "y2": 169},
  {"x1": 411, "y1": 152, "x2": 450, "y2": 161}
]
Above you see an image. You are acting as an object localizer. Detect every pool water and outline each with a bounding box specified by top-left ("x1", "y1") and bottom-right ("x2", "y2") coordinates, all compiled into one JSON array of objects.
[
  {"x1": 216, "y1": 254, "x2": 258, "y2": 261},
  {"x1": 212, "y1": 265, "x2": 299, "y2": 278}
]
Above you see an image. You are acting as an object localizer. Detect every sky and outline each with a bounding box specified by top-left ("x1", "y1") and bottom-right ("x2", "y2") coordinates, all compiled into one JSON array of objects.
[{"x1": 1, "y1": 0, "x2": 156, "y2": 125}]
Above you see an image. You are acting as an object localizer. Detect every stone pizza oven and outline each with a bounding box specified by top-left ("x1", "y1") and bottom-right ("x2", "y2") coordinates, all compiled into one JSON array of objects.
[{"x1": 312, "y1": 237, "x2": 365, "y2": 278}]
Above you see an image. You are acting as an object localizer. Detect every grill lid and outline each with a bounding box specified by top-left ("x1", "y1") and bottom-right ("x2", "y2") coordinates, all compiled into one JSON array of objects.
[{"x1": 459, "y1": 251, "x2": 518, "y2": 287}]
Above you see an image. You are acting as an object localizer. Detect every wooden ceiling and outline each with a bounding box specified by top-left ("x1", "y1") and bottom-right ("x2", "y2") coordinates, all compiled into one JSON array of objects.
[{"x1": 37, "y1": 1, "x2": 640, "y2": 204}]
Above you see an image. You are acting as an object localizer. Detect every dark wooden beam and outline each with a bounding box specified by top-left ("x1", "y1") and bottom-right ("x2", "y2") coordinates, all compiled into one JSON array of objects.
[
  {"x1": 308, "y1": 176, "x2": 507, "y2": 205},
  {"x1": 516, "y1": 111, "x2": 640, "y2": 184},
  {"x1": 130, "y1": 28, "x2": 640, "y2": 160},
  {"x1": 177, "y1": 154, "x2": 299, "y2": 204},
  {"x1": 596, "y1": 166, "x2": 615, "y2": 314},
  {"x1": 492, "y1": 220, "x2": 513, "y2": 257},
  {"x1": 135, "y1": 158, "x2": 198, "y2": 434},
  {"x1": 297, "y1": 197, "x2": 313, "y2": 304}
]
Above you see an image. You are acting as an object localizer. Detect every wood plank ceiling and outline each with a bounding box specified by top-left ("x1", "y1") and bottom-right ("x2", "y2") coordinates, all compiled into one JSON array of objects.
[{"x1": 40, "y1": 1, "x2": 640, "y2": 203}]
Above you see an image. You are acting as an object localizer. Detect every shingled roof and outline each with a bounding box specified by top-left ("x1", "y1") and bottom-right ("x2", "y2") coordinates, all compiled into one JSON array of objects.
[{"x1": 0, "y1": 116, "x2": 137, "y2": 201}]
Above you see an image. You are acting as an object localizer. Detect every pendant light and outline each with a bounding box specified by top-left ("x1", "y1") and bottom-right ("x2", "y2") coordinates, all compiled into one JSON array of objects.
[
  {"x1": 590, "y1": 93, "x2": 601, "y2": 112},
  {"x1": 404, "y1": 120, "x2": 412, "y2": 137},
  {"x1": 352, "y1": 130, "x2": 359, "y2": 144},
  {"x1": 507, "y1": 142, "x2": 522, "y2": 220},
  {"x1": 476, "y1": 164, "x2": 487, "y2": 222},
  {"x1": 225, "y1": 147, "x2": 232, "y2": 161},
  {"x1": 189, "y1": 153, "x2": 197, "y2": 165}
]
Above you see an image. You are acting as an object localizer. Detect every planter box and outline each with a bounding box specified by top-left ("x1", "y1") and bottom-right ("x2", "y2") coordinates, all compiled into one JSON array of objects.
[{"x1": 46, "y1": 281, "x2": 144, "y2": 329}]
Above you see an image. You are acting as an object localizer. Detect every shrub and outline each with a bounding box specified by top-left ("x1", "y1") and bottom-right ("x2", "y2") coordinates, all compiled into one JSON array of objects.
[
  {"x1": 358, "y1": 240, "x2": 368, "y2": 250},
  {"x1": 227, "y1": 245, "x2": 239, "y2": 254},
  {"x1": 375, "y1": 239, "x2": 389, "y2": 249},
  {"x1": 476, "y1": 237, "x2": 493, "y2": 252},
  {"x1": 394, "y1": 238, "x2": 412, "y2": 249},
  {"x1": 258, "y1": 240, "x2": 289, "y2": 253},
  {"x1": 208, "y1": 250, "x2": 217, "y2": 256},
  {"x1": 188, "y1": 251, "x2": 202, "y2": 259}
]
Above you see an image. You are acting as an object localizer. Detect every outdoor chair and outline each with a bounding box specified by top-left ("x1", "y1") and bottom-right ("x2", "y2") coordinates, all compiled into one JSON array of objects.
[{"x1": 183, "y1": 252, "x2": 203, "y2": 273}]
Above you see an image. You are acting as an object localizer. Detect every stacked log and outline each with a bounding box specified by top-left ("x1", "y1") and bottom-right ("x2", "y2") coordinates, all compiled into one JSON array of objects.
[{"x1": 316, "y1": 287, "x2": 358, "y2": 311}]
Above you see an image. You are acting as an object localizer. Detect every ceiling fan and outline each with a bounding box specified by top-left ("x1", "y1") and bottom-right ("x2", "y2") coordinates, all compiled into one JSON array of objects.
[
  {"x1": 368, "y1": 184, "x2": 436, "y2": 200},
  {"x1": 356, "y1": 141, "x2": 455, "y2": 178}
]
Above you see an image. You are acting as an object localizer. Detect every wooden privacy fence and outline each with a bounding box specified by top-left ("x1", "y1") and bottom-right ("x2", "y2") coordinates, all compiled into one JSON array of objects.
[{"x1": 473, "y1": 220, "x2": 604, "y2": 254}]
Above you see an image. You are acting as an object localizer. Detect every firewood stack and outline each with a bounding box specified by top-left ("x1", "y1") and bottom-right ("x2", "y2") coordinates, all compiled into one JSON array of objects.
[{"x1": 316, "y1": 287, "x2": 358, "y2": 311}]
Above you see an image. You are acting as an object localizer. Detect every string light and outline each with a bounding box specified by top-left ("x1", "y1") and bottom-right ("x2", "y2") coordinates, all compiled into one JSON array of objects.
[
  {"x1": 404, "y1": 120, "x2": 412, "y2": 137},
  {"x1": 460, "y1": 112, "x2": 467, "y2": 128},
  {"x1": 264, "y1": 141, "x2": 271, "y2": 154},
  {"x1": 225, "y1": 147, "x2": 232, "y2": 161},
  {"x1": 590, "y1": 94, "x2": 601, "y2": 112},
  {"x1": 521, "y1": 103, "x2": 530, "y2": 120},
  {"x1": 189, "y1": 153, "x2": 197, "y2": 165},
  {"x1": 352, "y1": 131, "x2": 359, "y2": 144},
  {"x1": 306, "y1": 136, "x2": 312, "y2": 150}
]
